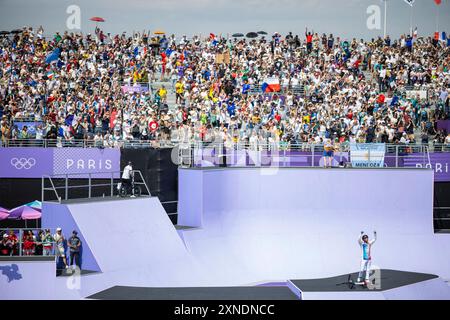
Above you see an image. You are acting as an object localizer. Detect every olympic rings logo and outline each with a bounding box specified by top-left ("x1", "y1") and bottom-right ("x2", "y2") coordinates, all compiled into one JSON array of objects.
[{"x1": 10, "y1": 158, "x2": 37, "y2": 170}]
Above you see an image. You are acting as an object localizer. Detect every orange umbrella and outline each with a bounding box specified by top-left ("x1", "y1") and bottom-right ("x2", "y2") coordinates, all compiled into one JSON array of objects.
[{"x1": 154, "y1": 30, "x2": 165, "y2": 35}]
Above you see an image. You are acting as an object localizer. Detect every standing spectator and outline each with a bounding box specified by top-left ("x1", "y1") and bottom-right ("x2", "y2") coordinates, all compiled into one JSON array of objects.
[
  {"x1": 7, "y1": 230, "x2": 18, "y2": 256},
  {"x1": 68, "y1": 231, "x2": 82, "y2": 270},
  {"x1": 54, "y1": 228, "x2": 69, "y2": 269},
  {"x1": 35, "y1": 230, "x2": 44, "y2": 256},
  {"x1": 41, "y1": 229, "x2": 54, "y2": 256},
  {"x1": 22, "y1": 230, "x2": 36, "y2": 256},
  {"x1": 175, "y1": 79, "x2": 184, "y2": 105},
  {"x1": 445, "y1": 133, "x2": 450, "y2": 151},
  {"x1": 323, "y1": 139, "x2": 335, "y2": 168},
  {"x1": 0, "y1": 234, "x2": 12, "y2": 256}
]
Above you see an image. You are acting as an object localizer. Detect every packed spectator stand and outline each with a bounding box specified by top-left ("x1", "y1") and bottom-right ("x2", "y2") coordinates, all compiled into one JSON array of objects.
[{"x1": 1, "y1": 26, "x2": 450, "y2": 151}]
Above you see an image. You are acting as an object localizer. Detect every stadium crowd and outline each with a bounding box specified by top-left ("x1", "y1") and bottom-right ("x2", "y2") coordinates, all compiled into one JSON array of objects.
[{"x1": 0, "y1": 26, "x2": 450, "y2": 149}]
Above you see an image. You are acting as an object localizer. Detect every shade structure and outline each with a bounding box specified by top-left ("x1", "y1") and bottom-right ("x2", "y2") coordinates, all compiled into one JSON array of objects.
[
  {"x1": 10, "y1": 29, "x2": 23, "y2": 34},
  {"x1": 25, "y1": 200, "x2": 42, "y2": 212},
  {"x1": 0, "y1": 208, "x2": 9, "y2": 220},
  {"x1": 0, "y1": 31, "x2": 10, "y2": 35},
  {"x1": 8, "y1": 206, "x2": 25, "y2": 220},
  {"x1": 90, "y1": 17, "x2": 105, "y2": 22},
  {"x1": 154, "y1": 30, "x2": 166, "y2": 35},
  {"x1": 232, "y1": 33, "x2": 244, "y2": 38},
  {"x1": 21, "y1": 207, "x2": 42, "y2": 220},
  {"x1": 257, "y1": 31, "x2": 268, "y2": 35},
  {"x1": 246, "y1": 32, "x2": 259, "y2": 39}
]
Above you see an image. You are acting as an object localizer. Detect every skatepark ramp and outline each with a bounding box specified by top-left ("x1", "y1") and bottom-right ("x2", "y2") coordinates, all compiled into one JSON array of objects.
[
  {"x1": 178, "y1": 167, "x2": 450, "y2": 285},
  {"x1": 37, "y1": 197, "x2": 209, "y2": 299}
]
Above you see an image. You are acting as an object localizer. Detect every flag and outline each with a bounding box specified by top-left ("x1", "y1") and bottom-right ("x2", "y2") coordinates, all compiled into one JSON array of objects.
[
  {"x1": 434, "y1": 0, "x2": 442, "y2": 5},
  {"x1": 413, "y1": 27, "x2": 418, "y2": 38},
  {"x1": 133, "y1": 46, "x2": 139, "y2": 57},
  {"x1": 262, "y1": 77, "x2": 281, "y2": 93},
  {"x1": 441, "y1": 31, "x2": 447, "y2": 41},
  {"x1": 403, "y1": 0, "x2": 415, "y2": 6},
  {"x1": 45, "y1": 48, "x2": 60, "y2": 64}
]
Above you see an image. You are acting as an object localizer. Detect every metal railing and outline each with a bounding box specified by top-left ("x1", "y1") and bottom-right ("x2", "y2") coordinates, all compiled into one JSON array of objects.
[
  {"x1": 41, "y1": 170, "x2": 151, "y2": 203},
  {"x1": 177, "y1": 142, "x2": 432, "y2": 169},
  {"x1": 0, "y1": 228, "x2": 59, "y2": 257},
  {"x1": 2, "y1": 138, "x2": 450, "y2": 152},
  {"x1": 1, "y1": 138, "x2": 177, "y2": 149}
]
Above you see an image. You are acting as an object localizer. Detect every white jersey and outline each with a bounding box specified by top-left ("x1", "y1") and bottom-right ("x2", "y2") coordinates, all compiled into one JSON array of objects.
[
  {"x1": 54, "y1": 233, "x2": 64, "y2": 248},
  {"x1": 358, "y1": 234, "x2": 376, "y2": 261},
  {"x1": 122, "y1": 165, "x2": 133, "y2": 179}
]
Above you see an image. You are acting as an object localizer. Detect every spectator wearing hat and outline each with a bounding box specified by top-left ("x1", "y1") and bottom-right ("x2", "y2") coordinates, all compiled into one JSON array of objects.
[{"x1": 54, "y1": 228, "x2": 69, "y2": 269}]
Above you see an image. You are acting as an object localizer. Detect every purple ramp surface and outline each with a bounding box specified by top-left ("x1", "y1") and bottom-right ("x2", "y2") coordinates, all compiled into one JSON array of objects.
[
  {"x1": 178, "y1": 168, "x2": 450, "y2": 285},
  {"x1": 0, "y1": 259, "x2": 56, "y2": 300},
  {"x1": 42, "y1": 202, "x2": 101, "y2": 272}
]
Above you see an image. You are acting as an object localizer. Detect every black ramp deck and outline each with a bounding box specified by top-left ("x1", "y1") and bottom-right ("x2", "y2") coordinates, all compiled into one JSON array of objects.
[
  {"x1": 290, "y1": 270, "x2": 438, "y2": 292},
  {"x1": 88, "y1": 286, "x2": 299, "y2": 300}
]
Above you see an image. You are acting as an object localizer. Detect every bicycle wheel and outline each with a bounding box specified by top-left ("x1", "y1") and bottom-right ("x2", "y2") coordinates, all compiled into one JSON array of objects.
[
  {"x1": 133, "y1": 186, "x2": 142, "y2": 197},
  {"x1": 119, "y1": 186, "x2": 127, "y2": 198}
]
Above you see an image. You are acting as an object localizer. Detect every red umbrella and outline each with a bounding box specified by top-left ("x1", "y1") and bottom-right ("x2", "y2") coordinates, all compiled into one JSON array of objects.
[{"x1": 90, "y1": 17, "x2": 105, "y2": 22}]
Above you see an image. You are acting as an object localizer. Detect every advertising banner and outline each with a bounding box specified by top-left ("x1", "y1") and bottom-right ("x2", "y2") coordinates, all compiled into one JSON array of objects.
[
  {"x1": 121, "y1": 84, "x2": 149, "y2": 94},
  {"x1": 0, "y1": 147, "x2": 120, "y2": 178},
  {"x1": 0, "y1": 148, "x2": 53, "y2": 178},
  {"x1": 413, "y1": 153, "x2": 450, "y2": 182},
  {"x1": 350, "y1": 144, "x2": 386, "y2": 168},
  {"x1": 436, "y1": 120, "x2": 450, "y2": 133}
]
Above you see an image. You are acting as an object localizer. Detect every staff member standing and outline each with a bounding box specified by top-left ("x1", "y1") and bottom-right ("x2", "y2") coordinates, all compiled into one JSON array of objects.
[
  {"x1": 122, "y1": 161, "x2": 133, "y2": 194},
  {"x1": 68, "y1": 231, "x2": 82, "y2": 270}
]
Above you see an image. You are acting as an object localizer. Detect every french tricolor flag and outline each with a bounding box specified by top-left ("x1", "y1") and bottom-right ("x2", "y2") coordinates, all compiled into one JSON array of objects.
[{"x1": 261, "y1": 77, "x2": 281, "y2": 93}]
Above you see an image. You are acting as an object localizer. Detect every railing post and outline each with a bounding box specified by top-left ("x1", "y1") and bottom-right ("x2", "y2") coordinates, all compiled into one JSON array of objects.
[
  {"x1": 65, "y1": 174, "x2": 68, "y2": 200},
  {"x1": 111, "y1": 172, "x2": 114, "y2": 197},
  {"x1": 88, "y1": 173, "x2": 92, "y2": 198},
  {"x1": 395, "y1": 145, "x2": 399, "y2": 168},
  {"x1": 41, "y1": 177, "x2": 44, "y2": 203},
  {"x1": 311, "y1": 146, "x2": 315, "y2": 167},
  {"x1": 19, "y1": 229, "x2": 22, "y2": 256}
]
